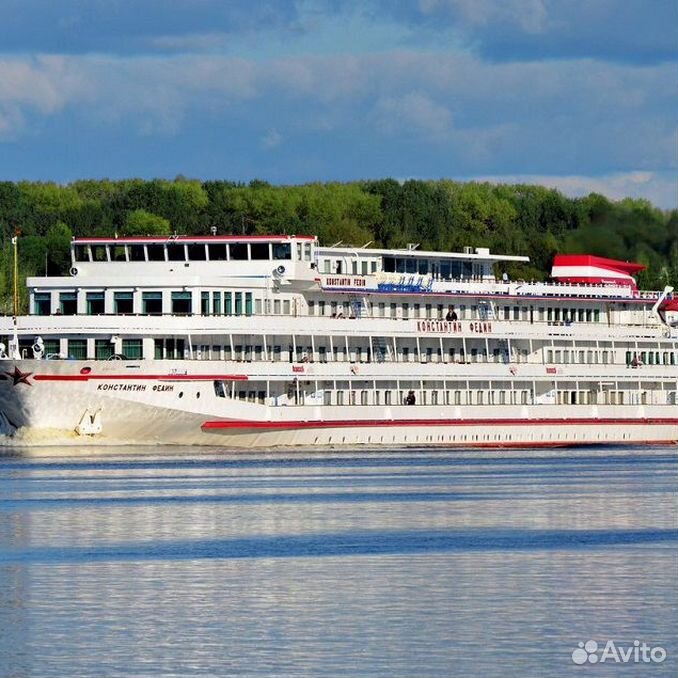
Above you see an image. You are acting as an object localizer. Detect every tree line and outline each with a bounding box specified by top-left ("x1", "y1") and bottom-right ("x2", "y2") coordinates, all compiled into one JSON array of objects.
[{"x1": 1, "y1": 177, "x2": 676, "y2": 312}]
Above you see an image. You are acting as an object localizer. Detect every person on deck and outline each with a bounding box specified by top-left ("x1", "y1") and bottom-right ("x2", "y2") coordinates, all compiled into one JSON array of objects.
[{"x1": 446, "y1": 306, "x2": 458, "y2": 321}]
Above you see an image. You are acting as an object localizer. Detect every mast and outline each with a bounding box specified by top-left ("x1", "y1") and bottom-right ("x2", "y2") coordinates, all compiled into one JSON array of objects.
[
  {"x1": 12, "y1": 230, "x2": 19, "y2": 317},
  {"x1": 10, "y1": 230, "x2": 21, "y2": 359}
]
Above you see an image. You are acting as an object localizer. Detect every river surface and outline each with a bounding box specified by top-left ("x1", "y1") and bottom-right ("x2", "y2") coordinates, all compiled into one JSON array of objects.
[{"x1": 0, "y1": 446, "x2": 676, "y2": 677}]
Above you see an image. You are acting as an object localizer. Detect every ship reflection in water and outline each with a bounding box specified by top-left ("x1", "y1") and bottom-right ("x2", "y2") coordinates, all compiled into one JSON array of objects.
[{"x1": 0, "y1": 447, "x2": 676, "y2": 678}]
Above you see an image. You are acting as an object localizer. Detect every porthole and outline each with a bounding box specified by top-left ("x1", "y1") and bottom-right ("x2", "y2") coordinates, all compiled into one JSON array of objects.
[{"x1": 178, "y1": 392, "x2": 184, "y2": 398}]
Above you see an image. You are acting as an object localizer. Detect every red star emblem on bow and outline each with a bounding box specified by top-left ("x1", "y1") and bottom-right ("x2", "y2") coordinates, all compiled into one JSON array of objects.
[{"x1": 2, "y1": 366, "x2": 33, "y2": 386}]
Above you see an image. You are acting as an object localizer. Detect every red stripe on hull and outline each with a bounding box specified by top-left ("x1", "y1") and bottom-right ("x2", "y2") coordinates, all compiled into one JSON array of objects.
[
  {"x1": 34, "y1": 374, "x2": 248, "y2": 382},
  {"x1": 201, "y1": 417, "x2": 678, "y2": 431}
]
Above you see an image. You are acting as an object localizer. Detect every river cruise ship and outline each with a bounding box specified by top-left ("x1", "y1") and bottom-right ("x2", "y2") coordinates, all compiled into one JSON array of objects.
[{"x1": 1, "y1": 234, "x2": 677, "y2": 447}]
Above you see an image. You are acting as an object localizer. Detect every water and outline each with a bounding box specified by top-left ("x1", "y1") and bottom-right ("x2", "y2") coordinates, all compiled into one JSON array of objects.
[{"x1": 0, "y1": 446, "x2": 676, "y2": 678}]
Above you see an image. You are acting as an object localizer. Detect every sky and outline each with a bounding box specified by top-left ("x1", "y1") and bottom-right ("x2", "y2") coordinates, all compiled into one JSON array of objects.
[{"x1": 0, "y1": 0, "x2": 675, "y2": 208}]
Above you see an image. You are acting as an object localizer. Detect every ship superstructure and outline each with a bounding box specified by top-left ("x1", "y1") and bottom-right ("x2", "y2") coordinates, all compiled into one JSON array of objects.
[{"x1": 0, "y1": 234, "x2": 676, "y2": 447}]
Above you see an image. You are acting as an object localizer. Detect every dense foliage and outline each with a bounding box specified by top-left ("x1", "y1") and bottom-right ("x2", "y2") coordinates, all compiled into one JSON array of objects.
[{"x1": 1, "y1": 177, "x2": 676, "y2": 312}]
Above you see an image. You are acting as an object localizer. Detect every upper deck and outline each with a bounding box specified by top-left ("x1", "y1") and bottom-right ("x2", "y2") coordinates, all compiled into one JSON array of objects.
[
  {"x1": 69, "y1": 234, "x2": 318, "y2": 281},
  {"x1": 12, "y1": 234, "x2": 673, "y2": 330}
]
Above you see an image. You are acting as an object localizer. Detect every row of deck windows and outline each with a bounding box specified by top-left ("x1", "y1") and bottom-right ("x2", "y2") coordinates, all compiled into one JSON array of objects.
[
  {"x1": 222, "y1": 384, "x2": 672, "y2": 407},
  {"x1": 35, "y1": 338, "x2": 143, "y2": 360},
  {"x1": 25, "y1": 334, "x2": 673, "y2": 366},
  {"x1": 34, "y1": 290, "x2": 610, "y2": 326},
  {"x1": 308, "y1": 300, "x2": 603, "y2": 323},
  {"x1": 34, "y1": 290, "x2": 609, "y2": 325},
  {"x1": 382, "y1": 256, "x2": 476, "y2": 279},
  {"x1": 321, "y1": 259, "x2": 379, "y2": 275},
  {"x1": 73, "y1": 242, "x2": 300, "y2": 263},
  {"x1": 35, "y1": 291, "x2": 256, "y2": 316}
]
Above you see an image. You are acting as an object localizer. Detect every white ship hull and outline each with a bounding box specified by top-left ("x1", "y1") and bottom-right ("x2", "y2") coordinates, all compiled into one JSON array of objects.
[{"x1": 1, "y1": 360, "x2": 676, "y2": 448}]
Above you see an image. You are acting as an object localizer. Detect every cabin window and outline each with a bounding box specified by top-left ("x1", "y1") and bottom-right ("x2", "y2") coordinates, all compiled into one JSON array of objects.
[
  {"x1": 225, "y1": 292, "x2": 233, "y2": 315},
  {"x1": 208, "y1": 243, "x2": 228, "y2": 261},
  {"x1": 144, "y1": 292, "x2": 163, "y2": 317},
  {"x1": 304, "y1": 243, "x2": 312, "y2": 261},
  {"x1": 68, "y1": 339, "x2": 87, "y2": 360},
  {"x1": 361, "y1": 261, "x2": 368, "y2": 275},
  {"x1": 162, "y1": 338, "x2": 184, "y2": 359},
  {"x1": 74, "y1": 245, "x2": 89, "y2": 262},
  {"x1": 212, "y1": 292, "x2": 222, "y2": 315},
  {"x1": 59, "y1": 292, "x2": 77, "y2": 315},
  {"x1": 92, "y1": 245, "x2": 108, "y2": 262},
  {"x1": 245, "y1": 293, "x2": 253, "y2": 316},
  {"x1": 147, "y1": 244, "x2": 165, "y2": 261},
  {"x1": 167, "y1": 244, "x2": 185, "y2": 261},
  {"x1": 95, "y1": 339, "x2": 113, "y2": 360},
  {"x1": 250, "y1": 242, "x2": 270, "y2": 260},
  {"x1": 594, "y1": 309, "x2": 600, "y2": 322},
  {"x1": 272, "y1": 243, "x2": 291, "y2": 260},
  {"x1": 129, "y1": 245, "x2": 145, "y2": 262},
  {"x1": 234, "y1": 293, "x2": 243, "y2": 315},
  {"x1": 122, "y1": 339, "x2": 143, "y2": 360},
  {"x1": 171, "y1": 291, "x2": 192, "y2": 315},
  {"x1": 283, "y1": 300, "x2": 290, "y2": 315},
  {"x1": 113, "y1": 292, "x2": 133, "y2": 314},
  {"x1": 201, "y1": 292, "x2": 210, "y2": 315},
  {"x1": 111, "y1": 245, "x2": 127, "y2": 262},
  {"x1": 230, "y1": 243, "x2": 248, "y2": 261},
  {"x1": 188, "y1": 243, "x2": 207, "y2": 261},
  {"x1": 86, "y1": 292, "x2": 105, "y2": 315},
  {"x1": 34, "y1": 292, "x2": 51, "y2": 316}
]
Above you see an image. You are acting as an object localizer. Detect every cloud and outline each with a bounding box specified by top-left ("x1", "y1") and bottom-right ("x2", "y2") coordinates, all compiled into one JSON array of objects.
[
  {"x1": 260, "y1": 129, "x2": 282, "y2": 149},
  {"x1": 0, "y1": 0, "x2": 306, "y2": 54},
  {"x1": 0, "y1": 49, "x2": 674, "y2": 207},
  {"x1": 374, "y1": 91, "x2": 452, "y2": 138},
  {"x1": 0, "y1": 0, "x2": 673, "y2": 76},
  {"x1": 374, "y1": 0, "x2": 678, "y2": 64},
  {"x1": 417, "y1": 0, "x2": 548, "y2": 33}
]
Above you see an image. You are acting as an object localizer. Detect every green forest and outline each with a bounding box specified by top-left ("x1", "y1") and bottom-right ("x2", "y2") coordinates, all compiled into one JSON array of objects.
[{"x1": 1, "y1": 177, "x2": 677, "y2": 313}]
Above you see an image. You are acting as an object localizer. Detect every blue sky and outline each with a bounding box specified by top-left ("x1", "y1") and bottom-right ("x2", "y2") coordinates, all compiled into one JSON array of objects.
[{"x1": 0, "y1": 0, "x2": 675, "y2": 207}]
